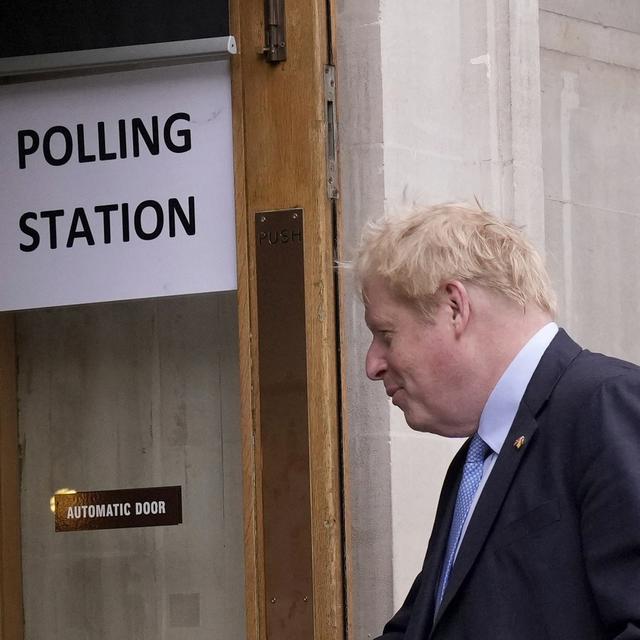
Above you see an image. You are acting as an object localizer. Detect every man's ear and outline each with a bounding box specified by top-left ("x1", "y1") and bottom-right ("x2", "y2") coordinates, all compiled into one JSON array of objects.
[{"x1": 443, "y1": 280, "x2": 471, "y2": 335}]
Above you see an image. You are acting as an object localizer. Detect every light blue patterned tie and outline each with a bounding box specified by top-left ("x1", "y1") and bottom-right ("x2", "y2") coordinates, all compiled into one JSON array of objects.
[{"x1": 435, "y1": 433, "x2": 490, "y2": 607}]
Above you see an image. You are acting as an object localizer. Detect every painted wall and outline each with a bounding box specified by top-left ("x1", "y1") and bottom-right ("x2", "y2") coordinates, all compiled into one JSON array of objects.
[
  {"x1": 337, "y1": 1, "x2": 640, "y2": 637},
  {"x1": 17, "y1": 293, "x2": 245, "y2": 639}
]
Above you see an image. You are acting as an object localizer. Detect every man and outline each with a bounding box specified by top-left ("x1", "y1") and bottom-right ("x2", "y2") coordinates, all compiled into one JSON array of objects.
[{"x1": 356, "y1": 203, "x2": 640, "y2": 639}]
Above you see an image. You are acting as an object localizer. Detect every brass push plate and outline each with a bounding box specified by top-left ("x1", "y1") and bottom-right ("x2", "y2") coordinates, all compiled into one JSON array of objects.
[{"x1": 255, "y1": 209, "x2": 313, "y2": 639}]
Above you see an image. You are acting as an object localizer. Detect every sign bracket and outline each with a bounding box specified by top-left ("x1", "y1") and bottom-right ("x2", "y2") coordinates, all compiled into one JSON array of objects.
[{"x1": 0, "y1": 36, "x2": 237, "y2": 78}]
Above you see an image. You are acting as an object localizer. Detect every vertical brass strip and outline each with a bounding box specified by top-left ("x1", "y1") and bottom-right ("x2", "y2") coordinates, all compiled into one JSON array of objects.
[{"x1": 255, "y1": 209, "x2": 313, "y2": 638}]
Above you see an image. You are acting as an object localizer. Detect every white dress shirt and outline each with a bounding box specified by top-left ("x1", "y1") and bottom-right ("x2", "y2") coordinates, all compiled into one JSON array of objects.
[{"x1": 452, "y1": 321, "x2": 559, "y2": 561}]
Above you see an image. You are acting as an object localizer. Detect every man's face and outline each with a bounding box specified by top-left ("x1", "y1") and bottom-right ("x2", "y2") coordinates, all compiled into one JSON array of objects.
[{"x1": 364, "y1": 277, "x2": 474, "y2": 437}]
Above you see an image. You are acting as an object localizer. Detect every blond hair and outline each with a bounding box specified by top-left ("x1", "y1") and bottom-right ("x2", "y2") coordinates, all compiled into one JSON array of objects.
[{"x1": 355, "y1": 203, "x2": 556, "y2": 319}]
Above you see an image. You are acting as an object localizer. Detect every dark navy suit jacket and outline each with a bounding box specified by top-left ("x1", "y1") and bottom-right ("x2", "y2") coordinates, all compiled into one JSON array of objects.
[{"x1": 377, "y1": 330, "x2": 640, "y2": 639}]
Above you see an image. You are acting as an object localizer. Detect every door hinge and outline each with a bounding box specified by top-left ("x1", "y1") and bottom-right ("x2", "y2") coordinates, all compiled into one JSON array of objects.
[
  {"x1": 263, "y1": 0, "x2": 287, "y2": 63},
  {"x1": 325, "y1": 65, "x2": 338, "y2": 200}
]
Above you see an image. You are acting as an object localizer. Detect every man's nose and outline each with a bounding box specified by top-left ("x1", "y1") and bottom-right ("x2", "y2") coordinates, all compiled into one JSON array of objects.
[{"x1": 365, "y1": 343, "x2": 386, "y2": 380}]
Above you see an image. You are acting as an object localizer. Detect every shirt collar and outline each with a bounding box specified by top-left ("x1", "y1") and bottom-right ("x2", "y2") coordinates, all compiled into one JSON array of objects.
[{"x1": 478, "y1": 322, "x2": 558, "y2": 455}]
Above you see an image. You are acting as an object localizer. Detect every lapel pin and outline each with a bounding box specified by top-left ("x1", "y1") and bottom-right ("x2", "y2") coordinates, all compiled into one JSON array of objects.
[{"x1": 513, "y1": 436, "x2": 526, "y2": 450}]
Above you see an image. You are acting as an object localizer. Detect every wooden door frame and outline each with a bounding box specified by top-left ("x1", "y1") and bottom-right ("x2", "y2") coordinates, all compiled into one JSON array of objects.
[
  {"x1": 0, "y1": 314, "x2": 23, "y2": 640},
  {"x1": 230, "y1": 0, "x2": 345, "y2": 638}
]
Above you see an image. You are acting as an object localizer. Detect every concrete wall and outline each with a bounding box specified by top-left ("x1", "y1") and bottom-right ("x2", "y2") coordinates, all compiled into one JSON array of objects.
[
  {"x1": 540, "y1": 1, "x2": 640, "y2": 360},
  {"x1": 336, "y1": 4, "x2": 394, "y2": 638},
  {"x1": 337, "y1": 1, "x2": 640, "y2": 637},
  {"x1": 17, "y1": 293, "x2": 245, "y2": 639}
]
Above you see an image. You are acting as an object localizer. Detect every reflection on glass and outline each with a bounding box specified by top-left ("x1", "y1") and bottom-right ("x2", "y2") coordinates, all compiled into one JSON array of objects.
[{"x1": 49, "y1": 488, "x2": 77, "y2": 513}]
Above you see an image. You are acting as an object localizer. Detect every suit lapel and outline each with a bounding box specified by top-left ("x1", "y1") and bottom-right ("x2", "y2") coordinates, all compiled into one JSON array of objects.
[
  {"x1": 430, "y1": 330, "x2": 582, "y2": 632},
  {"x1": 431, "y1": 407, "x2": 538, "y2": 628},
  {"x1": 412, "y1": 448, "x2": 467, "y2": 632}
]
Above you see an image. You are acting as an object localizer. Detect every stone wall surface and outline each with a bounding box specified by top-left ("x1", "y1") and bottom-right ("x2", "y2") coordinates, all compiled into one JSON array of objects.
[
  {"x1": 337, "y1": 1, "x2": 640, "y2": 637},
  {"x1": 540, "y1": 3, "x2": 640, "y2": 360}
]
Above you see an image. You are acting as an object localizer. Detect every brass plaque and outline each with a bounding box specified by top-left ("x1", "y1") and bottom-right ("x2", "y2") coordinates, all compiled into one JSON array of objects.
[
  {"x1": 255, "y1": 209, "x2": 313, "y2": 638},
  {"x1": 55, "y1": 486, "x2": 182, "y2": 532}
]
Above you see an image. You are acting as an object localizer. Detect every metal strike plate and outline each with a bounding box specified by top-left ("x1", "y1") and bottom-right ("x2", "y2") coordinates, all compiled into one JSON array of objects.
[
  {"x1": 255, "y1": 208, "x2": 313, "y2": 638},
  {"x1": 324, "y1": 65, "x2": 338, "y2": 199}
]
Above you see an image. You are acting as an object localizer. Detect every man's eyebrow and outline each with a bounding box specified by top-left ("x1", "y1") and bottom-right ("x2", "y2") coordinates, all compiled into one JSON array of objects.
[
  {"x1": 364, "y1": 312, "x2": 379, "y2": 330},
  {"x1": 365, "y1": 313, "x2": 393, "y2": 330}
]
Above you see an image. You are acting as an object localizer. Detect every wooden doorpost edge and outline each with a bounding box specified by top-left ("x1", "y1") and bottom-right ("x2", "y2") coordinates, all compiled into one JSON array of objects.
[
  {"x1": 229, "y1": 3, "x2": 262, "y2": 640},
  {"x1": 0, "y1": 314, "x2": 24, "y2": 640},
  {"x1": 231, "y1": 0, "x2": 345, "y2": 638}
]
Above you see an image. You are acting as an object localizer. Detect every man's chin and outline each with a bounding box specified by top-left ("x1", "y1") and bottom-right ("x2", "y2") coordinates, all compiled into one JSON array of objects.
[
  {"x1": 404, "y1": 416, "x2": 474, "y2": 438},
  {"x1": 404, "y1": 415, "x2": 432, "y2": 433}
]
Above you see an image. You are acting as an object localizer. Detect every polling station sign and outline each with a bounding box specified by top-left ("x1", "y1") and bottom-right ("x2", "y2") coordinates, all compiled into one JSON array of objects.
[
  {"x1": 55, "y1": 486, "x2": 182, "y2": 532},
  {"x1": 0, "y1": 59, "x2": 236, "y2": 311}
]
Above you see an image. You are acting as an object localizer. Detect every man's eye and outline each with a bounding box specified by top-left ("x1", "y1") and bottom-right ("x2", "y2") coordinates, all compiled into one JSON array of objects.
[{"x1": 380, "y1": 331, "x2": 392, "y2": 344}]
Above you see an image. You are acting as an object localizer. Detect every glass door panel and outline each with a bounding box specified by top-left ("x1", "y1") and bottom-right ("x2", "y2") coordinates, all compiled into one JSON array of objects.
[{"x1": 17, "y1": 292, "x2": 245, "y2": 639}]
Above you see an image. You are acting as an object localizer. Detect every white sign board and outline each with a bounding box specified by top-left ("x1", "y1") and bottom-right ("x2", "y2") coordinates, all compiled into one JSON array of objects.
[{"x1": 0, "y1": 60, "x2": 236, "y2": 311}]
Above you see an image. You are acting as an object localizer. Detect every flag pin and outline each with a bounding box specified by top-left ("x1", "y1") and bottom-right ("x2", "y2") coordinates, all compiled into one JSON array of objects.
[{"x1": 513, "y1": 436, "x2": 526, "y2": 449}]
